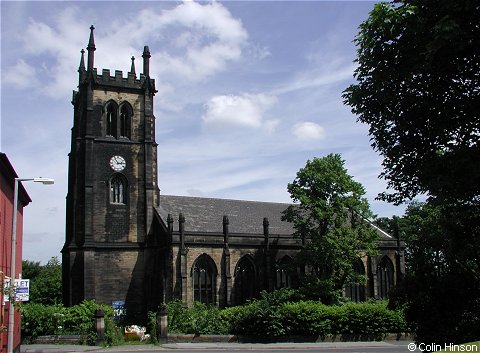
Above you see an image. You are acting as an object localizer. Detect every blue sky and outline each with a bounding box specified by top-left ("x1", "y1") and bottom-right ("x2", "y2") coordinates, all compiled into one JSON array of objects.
[{"x1": 1, "y1": 0, "x2": 406, "y2": 264}]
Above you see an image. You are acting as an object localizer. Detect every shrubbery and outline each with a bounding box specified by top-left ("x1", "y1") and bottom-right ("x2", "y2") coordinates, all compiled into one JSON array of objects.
[
  {"x1": 21, "y1": 290, "x2": 407, "y2": 344},
  {"x1": 20, "y1": 303, "x2": 66, "y2": 337},
  {"x1": 165, "y1": 290, "x2": 407, "y2": 340},
  {"x1": 222, "y1": 290, "x2": 406, "y2": 339},
  {"x1": 20, "y1": 300, "x2": 123, "y2": 345},
  {"x1": 167, "y1": 300, "x2": 230, "y2": 335}
]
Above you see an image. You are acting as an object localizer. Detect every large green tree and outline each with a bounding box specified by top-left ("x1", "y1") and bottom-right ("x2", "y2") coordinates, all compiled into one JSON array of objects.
[
  {"x1": 282, "y1": 154, "x2": 378, "y2": 303},
  {"x1": 388, "y1": 202, "x2": 480, "y2": 344},
  {"x1": 343, "y1": 1, "x2": 480, "y2": 344},
  {"x1": 343, "y1": 0, "x2": 480, "y2": 204},
  {"x1": 24, "y1": 257, "x2": 62, "y2": 305},
  {"x1": 22, "y1": 260, "x2": 42, "y2": 281}
]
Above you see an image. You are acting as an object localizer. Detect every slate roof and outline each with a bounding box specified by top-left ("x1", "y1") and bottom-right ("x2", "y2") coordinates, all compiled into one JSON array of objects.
[
  {"x1": 156, "y1": 195, "x2": 395, "y2": 242},
  {"x1": 156, "y1": 195, "x2": 294, "y2": 235}
]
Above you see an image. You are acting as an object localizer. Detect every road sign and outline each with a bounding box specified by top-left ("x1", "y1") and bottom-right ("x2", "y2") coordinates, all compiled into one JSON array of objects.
[{"x1": 3, "y1": 279, "x2": 30, "y2": 302}]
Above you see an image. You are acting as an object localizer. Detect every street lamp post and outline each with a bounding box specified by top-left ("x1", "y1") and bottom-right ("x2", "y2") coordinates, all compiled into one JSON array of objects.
[{"x1": 7, "y1": 177, "x2": 54, "y2": 353}]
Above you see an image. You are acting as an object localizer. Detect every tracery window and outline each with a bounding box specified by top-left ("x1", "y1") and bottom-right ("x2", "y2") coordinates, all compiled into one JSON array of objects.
[
  {"x1": 377, "y1": 256, "x2": 394, "y2": 300},
  {"x1": 234, "y1": 256, "x2": 256, "y2": 305},
  {"x1": 105, "y1": 101, "x2": 131, "y2": 139},
  {"x1": 119, "y1": 104, "x2": 132, "y2": 138},
  {"x1": 192, "y1": 254, "x2": 216, "y2": 305},
  {"x1": 110, "y1": 174, "x2": 126, "y2": 204},
  {"x1": 345, "y1": 259, "x2": 366, "y2": 302},
  {"x1": 106, "y1": 103, "x2": 117, "y2": 137},
  {"x1": 276, "y1": 256, "x2": 296, "y2": 289}
]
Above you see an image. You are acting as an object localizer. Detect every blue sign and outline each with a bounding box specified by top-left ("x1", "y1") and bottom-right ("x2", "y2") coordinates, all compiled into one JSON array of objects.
[{"x1": 112, "y1": 300, "x2": 126, "y2": 322}]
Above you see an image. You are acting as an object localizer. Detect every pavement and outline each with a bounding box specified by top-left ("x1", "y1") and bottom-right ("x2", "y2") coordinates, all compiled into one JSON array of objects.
[
  {"x1": 21, "y1": 344, "x2": 101, "y2": 353},
  {"x1": 20, "y1": 341, "x2": 411, "y2": 353}
]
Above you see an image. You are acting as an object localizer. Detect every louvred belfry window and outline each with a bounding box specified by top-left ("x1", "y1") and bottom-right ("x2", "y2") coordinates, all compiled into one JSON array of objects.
[
  {"x1": 119, "y1": 104, "x2": 132, "y2": 139},
  {"x1": 106, "y1": 103, "x2": 117, "y2": 137}
]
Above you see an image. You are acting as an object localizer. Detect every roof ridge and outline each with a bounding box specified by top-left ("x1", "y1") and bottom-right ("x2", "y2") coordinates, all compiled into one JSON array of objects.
[{"x1": 160, "y1": 194, "x2": 292, "y2": 206}]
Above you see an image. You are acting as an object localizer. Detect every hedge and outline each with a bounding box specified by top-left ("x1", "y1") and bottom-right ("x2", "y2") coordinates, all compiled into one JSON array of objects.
[
  {"x1": 165, "y1": 295, "x2": 406, "y2": 339},
  {"x1": 20, "y1": 300, "x2": 123, "y2": 345},
  {"x1": 167, "y1": 300, "x2": 230, "y2": 335},
  {"x1": 21, "y1": 296, "x2": 407, "y2": 343},
  {"x1": 228, "y1": 300, "x2": 406, "y2": 338}
]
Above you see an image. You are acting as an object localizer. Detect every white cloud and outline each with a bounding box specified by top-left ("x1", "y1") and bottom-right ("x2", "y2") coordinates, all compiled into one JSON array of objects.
[
  {"x1": 160, "y1": 146, "x2": 292, "y2": 201},
  {"x1": 2, "y1": 1, "x2": 409, "y2": 264},
  {"x1": 273, "y1": 64, "x2": 356, "y2": 96},
  {"x1": 145, "y1": 1, "x2": 249, "y2": 82},
  {"x1": 202, "y1": 93, "x2": 277, "y2": 129},
  {"x1": 2, "y1": 59, "x2": 39, "y2": 89},
  {"x1": 156, "y1": 1, "x2": 246, "y2": 41},
  {"x1": 292, "y1": 121, "x2": 326, "y2": 141},
  {"x1": 264, "y1": 119, "x2": 280, "y2": 134},
  {"x1": 7, "y1": 2, "x2": 249, "y2": 100},
  {"x1": 248, "y1": 43, "x2": 271, "y2": 60}
]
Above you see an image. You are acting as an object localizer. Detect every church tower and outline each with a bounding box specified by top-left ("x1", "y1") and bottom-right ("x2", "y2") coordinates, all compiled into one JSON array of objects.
[{"x1": 62, "y1": 26, "x2": 159, "y2": 321}]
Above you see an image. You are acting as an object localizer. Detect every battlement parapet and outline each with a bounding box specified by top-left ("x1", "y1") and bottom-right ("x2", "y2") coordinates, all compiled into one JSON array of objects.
[
  {"x1": 77, "y1": 26, "x2": 155, "y2": 92},
  {"x1": 87, "y1": 68, "x2": 155, "y2": 90}
]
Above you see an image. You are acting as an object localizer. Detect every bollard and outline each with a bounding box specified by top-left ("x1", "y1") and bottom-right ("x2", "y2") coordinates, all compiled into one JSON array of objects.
[
  {"x1": 95, "y1": 308, "x2": 105, "y2": 345},
  {"x1": 156, "y1": 305, "x2": 168, "y2": 343}
]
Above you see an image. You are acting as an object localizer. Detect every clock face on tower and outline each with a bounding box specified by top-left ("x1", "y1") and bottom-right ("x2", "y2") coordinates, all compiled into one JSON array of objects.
[{"x1": 110, "y1": 155, "x2": 126, "y2": 172}]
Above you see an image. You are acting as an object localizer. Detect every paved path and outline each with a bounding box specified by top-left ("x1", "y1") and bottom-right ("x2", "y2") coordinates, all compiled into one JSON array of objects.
[{"x1": 21, "y1": 341, "x2": 417, "y2": 353}]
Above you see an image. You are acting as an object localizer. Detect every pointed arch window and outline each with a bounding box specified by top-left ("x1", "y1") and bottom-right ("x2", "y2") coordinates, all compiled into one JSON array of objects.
[
  {"x1": 276, "y1": 256, "x2": 296, "y2": 289},
  {"x1": 192, "y1": 254, "x2": 216, "y2": 305},
  {"x1": 110, "y1": 174, "x2": 126, "y2": 204},
  {"x1": 234, "y1": 256, "x2": 257, "y2": 305},
  {"x1": 345, "y1": 259, "x2": 366, "y2": 302},
  {"x1": 106, "y1": 103, "x2": 117, "y2": 137},
  {"x1": 119, "y1": 104, "x2": 132, "y2": 139},
  {"x1": 377, "y1": 256, "x2": 394, "y2": 300}
]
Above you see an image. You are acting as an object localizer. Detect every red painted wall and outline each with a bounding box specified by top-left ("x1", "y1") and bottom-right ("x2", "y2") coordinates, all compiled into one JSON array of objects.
[{"x1": 0, "y1": 154, "x2": 30, "y2": 353}]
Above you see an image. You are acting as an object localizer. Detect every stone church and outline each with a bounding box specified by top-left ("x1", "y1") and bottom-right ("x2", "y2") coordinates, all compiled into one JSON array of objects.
[{"x1": 62, "y1": 27, "x2": 405, "y2": 323}]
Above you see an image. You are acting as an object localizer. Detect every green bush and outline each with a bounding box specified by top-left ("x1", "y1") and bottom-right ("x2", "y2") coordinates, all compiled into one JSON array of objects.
[
  {"x1": 165, "y1": 300, "x2": 187, "y2": 333},
  {"x1": 146, "y1": 311, "x2": 159, "y2": 343},
  {"x1": 221, "y1": 294, "x2": 406, "y2": 339},
  {"x1": 228, "y1": 296, "x2": 286, "y2": 337},
  {"x1": 20, "y1": 303, "x2": 67, "y2": 337},
  {"x1": 21, "y1": 300, "x2": 122, "y2": 345},
  {"x1": 218, "y1": 305, "x2": 245, "y2": 333},
  {"x1": 63, "y1": 300, "x2": 99, "y2": 344},
  {"x1": 22, "y1": 296, "x2": 406, "y2": 342},
  {"x1": 331, "y1": 301, "x2": 406, "y2": 338},
  {"x1": 104, "y1": 316, "x2": 125, "y2": 346},
  {"x1": 227, "y1": 289, "x2": 307, "y2": 337},
  {"x1": 166, "y1": 300, "x2": 230, "y2": 335},
  {"x1": 280, "y1": 301, "x2": 336, "y2": 337},
  {"x1": 27, "y1": 257, "x2": 62, "y2": 305}
]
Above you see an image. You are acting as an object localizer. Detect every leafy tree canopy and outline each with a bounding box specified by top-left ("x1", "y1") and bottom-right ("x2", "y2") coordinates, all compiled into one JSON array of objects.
[
  {"x1": 343, "y1": 0, "x2": 480, "y2": 204},
  {"x1": 346, "y1": 0, "x2": 480, "y2": 343},
  {"x1": 388, "y1": 201, "x2": 480, "y2": 344},
  {"x1": 282, "y1": 154, "x2": 378, "y2": 303},
  {"x1": 26, "y1": 257, "x2": 62, "y2": 305},
  {"x1": 21, "y1": 260, "x2": 42, "y2": 281}
]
